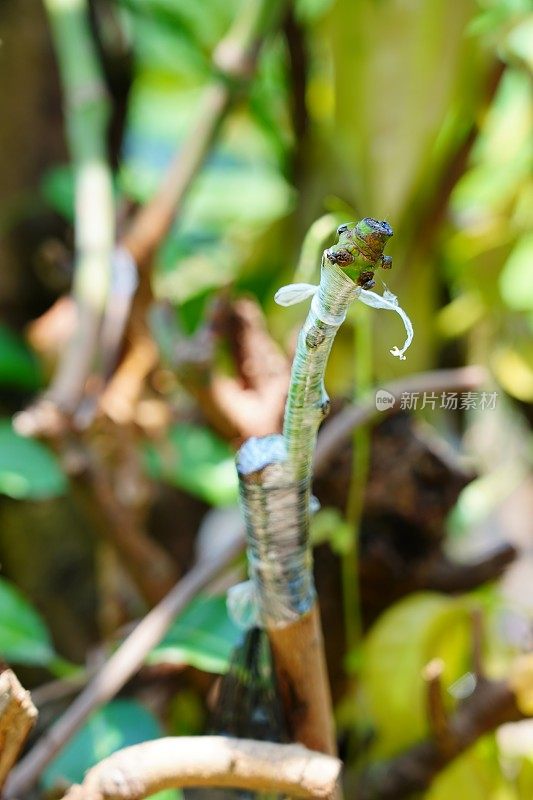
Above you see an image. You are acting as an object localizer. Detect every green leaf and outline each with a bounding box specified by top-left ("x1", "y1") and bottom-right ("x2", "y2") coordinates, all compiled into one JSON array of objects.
[
  {"x1": 143, "y1": 423, "x2": 238, "y2": 506},
  {"x1": 295, "y1": 0, "x2": 335, "y2": 23},
  {"x1": 40, "y1": 164, "x2": 75, "y2": 221},
  {"x1": 148, "y1": 594, "x2": 242, "y2": 674},
  {"x1": 310, "y1": 507, "x2": 353, "y2": 555},
  {"x1": 0, "y1": 420, "x2": 67, "y2": 500},
  {"x1": 42, "y1": 699, "x2": 181, "y2": 800},
  {"x1": 428, "y1": 735, "x2": 505, "y2": 800},
  {"x1": 499, "y1": 233, "x2": 533, "y2": 311},
  {"x1": 0, "y1": 325, "x2": 41, "y2": 391},
  {"x1": 359, "y1": 593, "x2": 472, "y2": 758},
  {"x1": 0, "y1": 576, "x2": 56, "y2": 667}
]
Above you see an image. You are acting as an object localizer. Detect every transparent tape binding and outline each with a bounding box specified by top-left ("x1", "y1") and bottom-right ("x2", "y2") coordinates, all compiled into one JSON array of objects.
[
  {"x1": 232, "y1": 435, "x2": 316, "y2": 629},
  {"x1": 281, "y1": 258, "x2": 361, "y2": 481},
  {"x1": 275, "y1": 258, "x2": 414, "y2": 361}
]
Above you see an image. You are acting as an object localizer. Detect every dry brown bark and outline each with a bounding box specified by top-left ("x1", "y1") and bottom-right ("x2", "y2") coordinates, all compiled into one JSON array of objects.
[
  {"x1": 60, "y1": 736, "x2": 341, "y2": 800},
  {"x1": 0, "y1": 668, "x2": 38, "y2": 791}
]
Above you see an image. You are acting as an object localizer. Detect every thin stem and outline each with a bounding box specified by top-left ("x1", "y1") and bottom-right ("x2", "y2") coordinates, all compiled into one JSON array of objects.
[
  {"x1": 343, "y1": 306, "x2": 372, "y2": 654},
  {"x1": 43, "y1": 0, "x2": 114, "y2": 413}
]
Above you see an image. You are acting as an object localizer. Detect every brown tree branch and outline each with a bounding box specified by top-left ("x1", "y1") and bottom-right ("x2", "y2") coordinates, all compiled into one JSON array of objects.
[
  {"x1": 74, "y1": 459, "x2": 179, "y2": 606},
  {"x1": 314, "y1": 366, "x2": 488, "y2": 477},
  {"x1": 422, "y1": 659, "x2": 454, "y2": 757},
  {"x1": 0, "y1": 668, "x2": 38, "y2": 792},
  {"x1": 60, "y1": 736, "x2": 341, "y2": 800},
  {"x1": 174, "y1": 295, "x2": 291, "y2": 442},
  {"x1": 423, "y1": 544, "x2": 516, "y2": 595}
]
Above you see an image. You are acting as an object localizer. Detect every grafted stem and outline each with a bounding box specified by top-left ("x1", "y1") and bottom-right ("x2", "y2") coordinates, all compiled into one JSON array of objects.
[{"x1": 236, "y1": 220, "x2": 394, "y2": 767}]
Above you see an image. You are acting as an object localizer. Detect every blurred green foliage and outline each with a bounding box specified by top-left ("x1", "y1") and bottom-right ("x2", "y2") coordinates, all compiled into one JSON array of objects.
[
  {"x1": 0, "y1": 326, "x2": 42, "y2": 392},
  {"x1": 147, "y1": 594, "x2": 243, "y2": 673},
  {"x1": 0, "y1": 421, "x2": 66, "y2": 500},
  {"x1": 358, "y1": 593, "x2": 473, "y2": 758},
  {"x1": 143, "y1": 423, "x2": 238, "y2": 506},
  {"x1": 0, "y1": 576, "x2": 57, "y2": 667}
]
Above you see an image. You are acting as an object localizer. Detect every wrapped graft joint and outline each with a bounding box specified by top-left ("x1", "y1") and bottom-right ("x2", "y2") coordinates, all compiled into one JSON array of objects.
[{"x1": 226, "y1": 219, "x2": 402, "y2": 760}]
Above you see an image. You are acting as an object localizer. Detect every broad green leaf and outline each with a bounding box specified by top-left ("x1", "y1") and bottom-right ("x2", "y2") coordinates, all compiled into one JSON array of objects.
[
  {"x1": 42, "y1": 698, "x2": 181, "y2": 800},
  {"x1": 507, "y1": 15, "x2": 533, "y2": 70},
  {"x1": 359, "y1": 593, "x2": 472, "y2": 758},
  {"x1": 0, "y1": 420, "x2": 67, "y2": 500},
  {"x1": 144, "y1": 423, "x2": 238, "y2": 506},
  {"x1": 0, "y1": 325, "x2": 41, "y2": 391},
  {"x1": 153, "y1": 234, "x2": 237, "y2": 305},
  {"x1": 0, "y1": 576, "x2": 56, "y2": 667},
  {"x1": 148, "y1": 594, "x2": 242, "y2": 674}
]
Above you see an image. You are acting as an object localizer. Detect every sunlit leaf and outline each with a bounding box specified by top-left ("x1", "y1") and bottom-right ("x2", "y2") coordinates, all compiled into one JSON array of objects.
[
  {"x1": 428, "y1": 734, "x2": 511, "y2": 800},
  {"x1": 295, "y1": 0, "x2": 335, "y2": 24},
  {"x1": 42, "y1": 699, "x2": 181, "y2": 800},
  {"x1": 491, "y1": 344, "x2": 533, "y2": 402},
  {"x1": 507, "y1": 15, "x2": 533, "y2": 70},
  {"x1": 310, "y1": 507, "x2": 352, "y2": 555},
  {"x1": 0, "y1": 576, "x2": 56, "y2": 667},
  {"x1": 359, "y1": 593, "x2": 472, "y2": 758},
  {"x1": 499, "y1": 233, "x2": 533, "y2": 311},
  {"x1": 148, "y1": 594, "x2": 242, "y2": 674},
  {"x1": 120, "y1": 0, "x2": 238, "y2": 72},
  {"x1": 452, "y1": 69, "x2": 532, "y2": 220},
  {"x1": 144, "y1": 423, "x2": 238, "y2": 506},
  {"x1": 0, "y1": 420, "x2": 67, "y2": 500}
]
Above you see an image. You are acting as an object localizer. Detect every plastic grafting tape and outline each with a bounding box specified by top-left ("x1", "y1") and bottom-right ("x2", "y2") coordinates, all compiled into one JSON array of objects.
[{"x1": 235, "y1": 435, "x2": 315, "y2": 628}]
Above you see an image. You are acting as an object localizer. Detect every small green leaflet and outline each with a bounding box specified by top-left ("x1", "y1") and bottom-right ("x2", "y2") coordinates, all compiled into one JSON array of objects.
[
  {"x1": 148, "y1": 594, "x2": 242, "y2": 674},
  {"x1": 144, "y1": 423, "x2": 238, "y2": 506},
  {"x1": 0, "y1": 420, "x2": 67, "y2": 500},
  {"x1": 40, "y1": 164, "x2": 75, "y2": 221},
  {"x1": 0, "y1": 576, "x2": 56, "y2": 667},
  {"x1": 0, "y1": 325, "x2": 41, "y2": 391}
]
